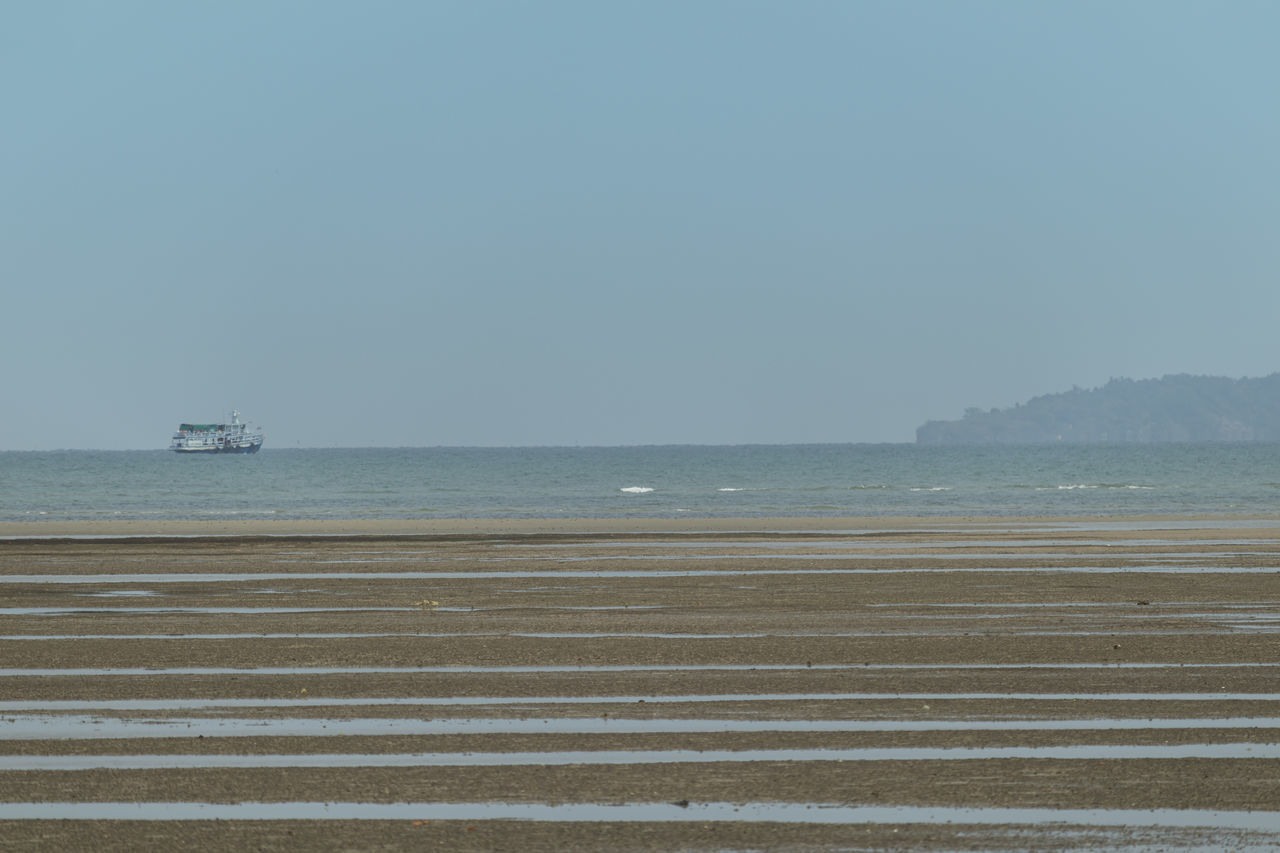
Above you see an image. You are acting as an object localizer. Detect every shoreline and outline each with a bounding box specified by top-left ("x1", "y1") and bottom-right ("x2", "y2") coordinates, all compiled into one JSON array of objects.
[{"x1": 2, "y1": 512, "x2": 1279, "y2": 540}]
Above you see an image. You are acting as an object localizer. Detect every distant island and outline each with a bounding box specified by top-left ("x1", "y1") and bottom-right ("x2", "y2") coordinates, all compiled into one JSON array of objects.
[{"x1": 916, "y1": 374, "x2": 1280, "y2": 444}]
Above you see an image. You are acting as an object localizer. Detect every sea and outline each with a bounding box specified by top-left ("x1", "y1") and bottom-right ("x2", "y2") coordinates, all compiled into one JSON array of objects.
[{"x1": 4, "y1": 443, "x2": 1280, "y2": 524}]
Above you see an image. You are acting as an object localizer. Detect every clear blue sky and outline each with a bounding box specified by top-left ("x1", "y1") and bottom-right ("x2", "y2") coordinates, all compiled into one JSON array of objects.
[{"x1": 4, "y1": 1, "x2": 1278, "y2": 449}]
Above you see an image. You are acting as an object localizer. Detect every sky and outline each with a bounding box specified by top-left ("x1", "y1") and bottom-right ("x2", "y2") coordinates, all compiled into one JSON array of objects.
[{"x1": 4, "y1": 1, "x2": 1279, "y2": 449}]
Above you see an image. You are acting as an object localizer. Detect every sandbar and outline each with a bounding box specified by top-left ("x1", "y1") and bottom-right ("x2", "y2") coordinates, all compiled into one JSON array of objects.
[{"x1": 2, "y1": 516, "x2": 1280, "y2": 850}]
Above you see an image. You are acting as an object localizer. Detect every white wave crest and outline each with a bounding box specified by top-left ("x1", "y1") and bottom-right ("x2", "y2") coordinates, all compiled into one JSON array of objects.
[
  {"x1": 619, "y1": 486, "x2": 654, "y2": 494},
  {"x1": 1044, "y1": 483, "x2": 1155, "y2": 491},
  {"x1": 718, "y1": 488, "x2": 744, "y2": 492}
]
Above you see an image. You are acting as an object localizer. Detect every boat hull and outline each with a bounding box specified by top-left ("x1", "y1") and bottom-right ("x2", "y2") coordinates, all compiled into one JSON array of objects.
[{"x1": 171, "y1": 442, "x2": 262, "y2": 454}]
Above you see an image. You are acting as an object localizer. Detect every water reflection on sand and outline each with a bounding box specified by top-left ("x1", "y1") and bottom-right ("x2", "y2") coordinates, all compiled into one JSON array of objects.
[{"x1": 4, "y1": 519, "x2": 1280, "y2": 847}]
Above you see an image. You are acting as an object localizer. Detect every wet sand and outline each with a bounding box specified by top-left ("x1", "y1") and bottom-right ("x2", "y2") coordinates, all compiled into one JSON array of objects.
[
  {"x1": 6, "y1": 512, "x2": 1276, "y2": 538},
  {"x1": 3, "y1": 515, "x2": 1280, "y2": 850}
]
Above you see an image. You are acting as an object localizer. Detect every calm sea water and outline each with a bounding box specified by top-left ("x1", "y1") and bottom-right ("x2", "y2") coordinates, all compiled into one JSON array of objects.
[{"x1": 3, "y1": 444, "x2": 1280, "y2": 523}]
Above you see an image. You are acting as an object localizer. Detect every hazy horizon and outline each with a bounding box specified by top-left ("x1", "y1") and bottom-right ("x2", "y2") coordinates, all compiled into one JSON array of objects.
[
  {"x1": 10, "y1": 370, "x2": 1280, "y2": 451},
  {"x1": 6, "y1": 3, "x2": 1279, "y2": 451}
]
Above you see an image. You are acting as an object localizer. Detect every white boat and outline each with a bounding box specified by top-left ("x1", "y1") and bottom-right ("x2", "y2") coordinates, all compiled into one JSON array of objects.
[{"x1": 170, "y1": 410, "x2": 264, "y2": 454}]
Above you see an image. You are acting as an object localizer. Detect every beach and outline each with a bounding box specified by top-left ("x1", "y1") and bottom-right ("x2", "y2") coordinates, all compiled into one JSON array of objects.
[{"x1": 3, "y1": 515, "x2": 1280, "y2": 850}]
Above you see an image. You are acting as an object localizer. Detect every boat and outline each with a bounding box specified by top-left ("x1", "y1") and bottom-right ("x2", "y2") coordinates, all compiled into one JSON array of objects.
[{"x1": 170, "y1": 410, "x2": 264, "y2": 453}]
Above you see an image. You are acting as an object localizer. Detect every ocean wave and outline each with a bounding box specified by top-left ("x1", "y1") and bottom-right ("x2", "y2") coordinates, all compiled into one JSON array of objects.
[
  {"x1": 909, "y1": 487, "x2": 951, "y2": 492},
  {"x1": 619, "y1": 487, "x2": 654, "y2": 494},
  {"x1": 1040, "y1": 484, "x2": 1155, "y2": 491}
]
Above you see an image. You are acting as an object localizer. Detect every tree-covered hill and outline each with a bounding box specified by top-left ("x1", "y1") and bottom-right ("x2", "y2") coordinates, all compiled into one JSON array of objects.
[{"x1": 916, "y1": 374, "x2": 1280, "y2": 444}]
